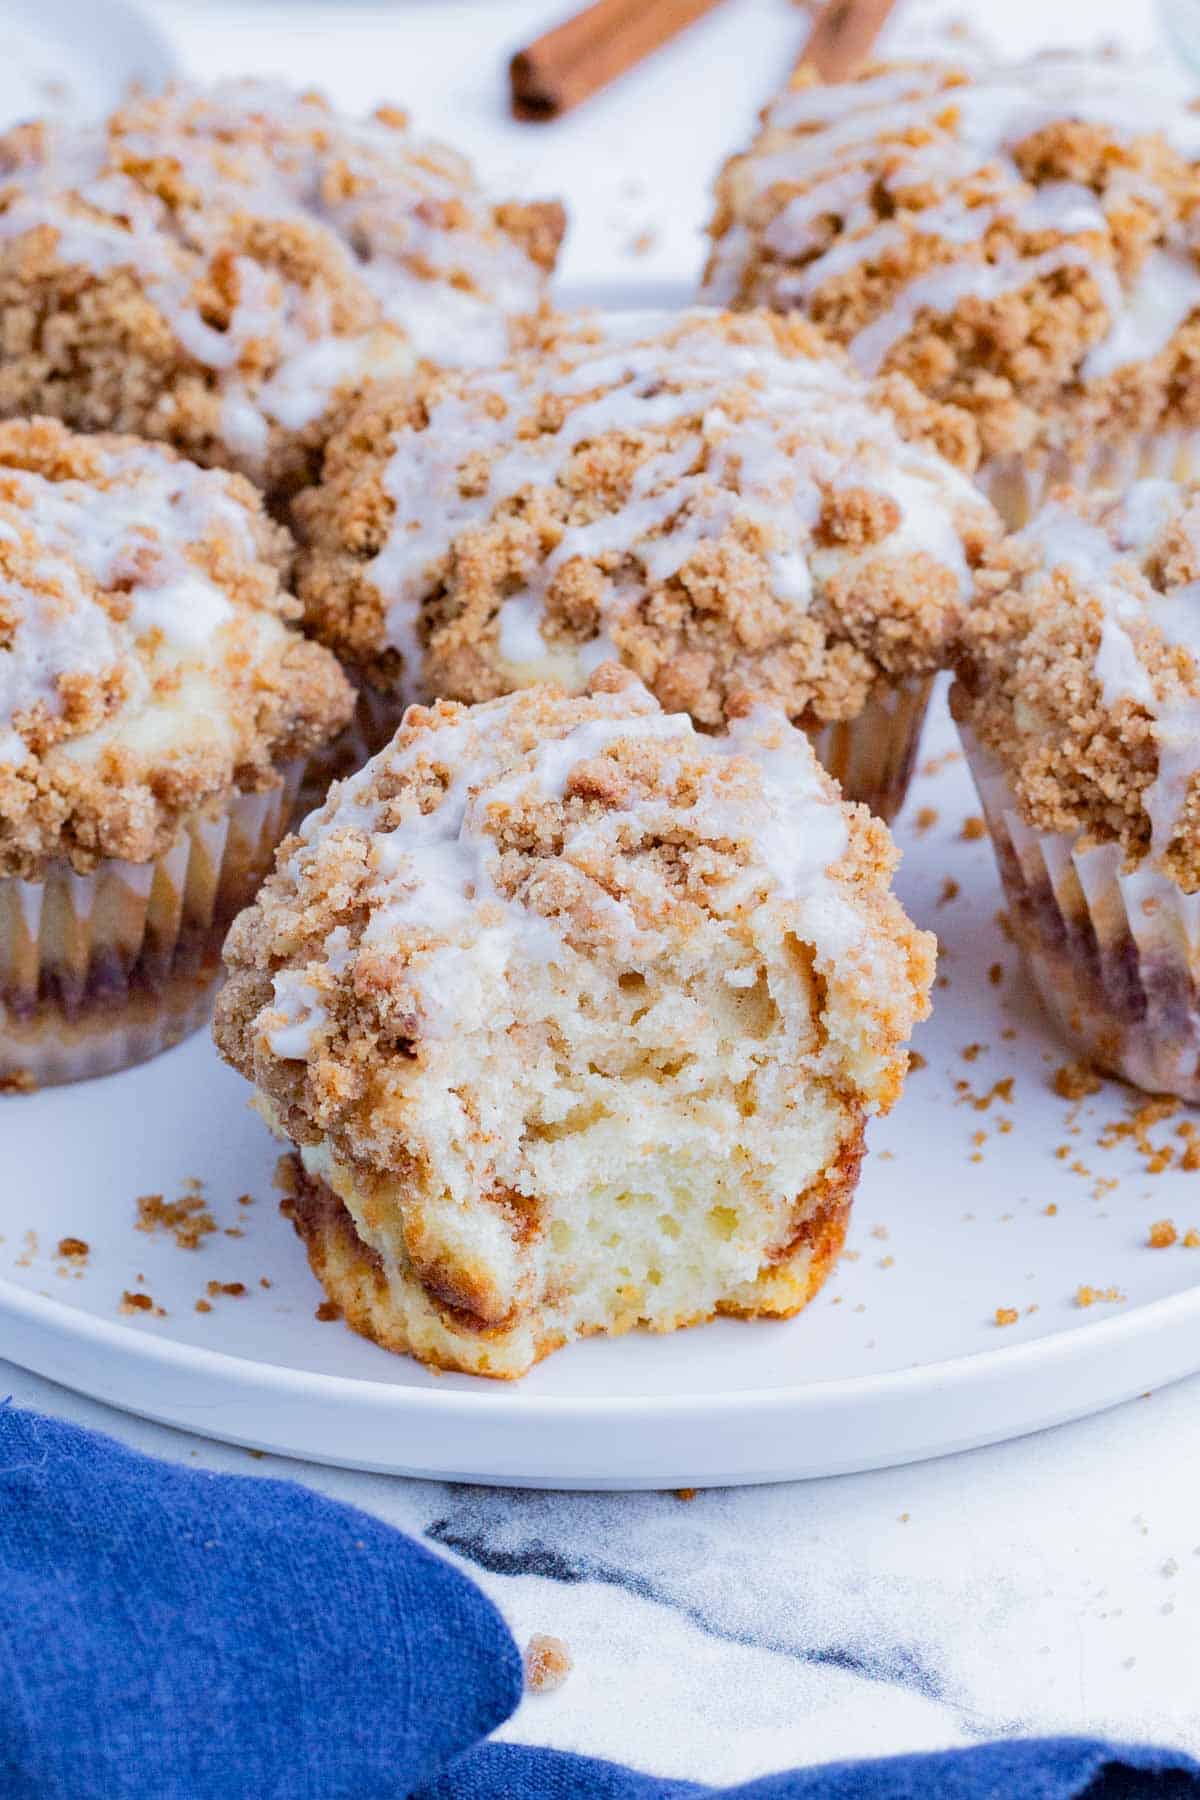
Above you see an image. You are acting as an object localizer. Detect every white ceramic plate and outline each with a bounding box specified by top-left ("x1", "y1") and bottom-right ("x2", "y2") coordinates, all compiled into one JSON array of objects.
[
  {"x1": 6, "y1": 689, "x2": 1200, "y2": 1487},
  {"x1": 0, "y1": 0, "x2": 175, "y2": 129}
]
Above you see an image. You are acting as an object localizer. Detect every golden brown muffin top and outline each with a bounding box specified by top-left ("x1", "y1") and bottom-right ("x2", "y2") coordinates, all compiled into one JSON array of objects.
[
  {"x1": 704, "y1": 55, "x2": 1200, "y2": 462},
  {"x1": 954, "y1": 478, "x2": 1200, "y2": 889},
  {"x1": 0, "y1": 417, "x2": 353, "y2": 878},
  {"x1": 293, "y1": 307, "x2": 997, "y2": 726}
]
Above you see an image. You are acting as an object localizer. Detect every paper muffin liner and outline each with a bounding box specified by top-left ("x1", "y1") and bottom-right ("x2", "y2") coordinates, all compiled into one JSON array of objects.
[
  {"x1": 0, "y1": 765, "x2": 303, "y2": 1089},
  {"x1": 978, "y1": 427, "x2": 1200, "y2": 531},
  {"x1": 805, "y1": 676, "x2": 933, "y2": 823},
  {"x1": 962, "y1": 730, "x2": 1200, "y2": 1100}
]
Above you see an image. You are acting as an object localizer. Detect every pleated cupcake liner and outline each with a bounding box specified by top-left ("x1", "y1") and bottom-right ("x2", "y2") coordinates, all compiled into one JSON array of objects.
[
  {"x1": 805, "y1": 676, "x2": 933, "y2": 823},
  {"x1": 0, "y1": 764, "x2": 303, "y2": 1089},
  {"x1": 977, "y1": 427, "x2": 1200, "y2": 531},
  {"x1": 963, "y1": 731, "x2": 1200, "y2": 1100}
]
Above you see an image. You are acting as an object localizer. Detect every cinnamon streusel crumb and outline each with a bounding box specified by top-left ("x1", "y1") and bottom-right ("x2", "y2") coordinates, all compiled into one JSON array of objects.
[{"x1": 293, "y1": 307, "x2": 997, "y2": 726}]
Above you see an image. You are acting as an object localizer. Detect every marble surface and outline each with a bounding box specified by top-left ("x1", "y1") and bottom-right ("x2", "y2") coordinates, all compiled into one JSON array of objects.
[{"x1": 7, "y1": 0, "x2": 1200, "y2": 1783}]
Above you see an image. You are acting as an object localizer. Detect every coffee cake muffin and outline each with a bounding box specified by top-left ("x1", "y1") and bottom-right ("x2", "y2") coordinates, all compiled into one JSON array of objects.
[
  {"x1": 0, "y1": 81, "x2": 564, "y2": 501},
  {"x1": 954, "y1": 478, "x2": 1200, "y2": 1098},
  {"x1": 0, "y1": 417, "x2": 353, "y2": 1086},
  {"x1": 214, "y1": 668, "x2": 934, "y2": 1378},
  {"x1": 293, "y1": 307, "x2": 997, "y2": 820},
  {"x1": 704, "y1": 55, "x2": 1200, "y2": 526}
]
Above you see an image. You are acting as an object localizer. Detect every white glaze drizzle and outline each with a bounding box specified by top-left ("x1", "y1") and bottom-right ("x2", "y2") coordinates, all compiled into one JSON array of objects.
[
  {"x1": 706, "y1": 55, "x2": 1200, "y2": 387},
  {"x1": 0, "y1": 441, "x2": 262, "y2": 768},
  {"x1": 0, "y1": 82, "x2": 550, "y2": 468},
  {"x1": 262, "y1": 684, "x2": 860, "y2": 1058},
  {"x1": 1018, "y1": 482, "x2": 1200, "y2": 859},
  {"x1": 367, "y1": 309, "x2": 986, "y2": 698}
]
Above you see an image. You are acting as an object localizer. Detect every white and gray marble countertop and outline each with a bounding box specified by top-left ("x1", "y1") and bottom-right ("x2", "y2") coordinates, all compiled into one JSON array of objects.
[{"x1": 8, "y1": 0, "x2": 1200, "y2": 1783}]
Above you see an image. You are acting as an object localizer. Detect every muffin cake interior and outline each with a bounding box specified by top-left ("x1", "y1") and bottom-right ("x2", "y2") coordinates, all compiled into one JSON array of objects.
[{"x1": 215, "y1": 669, "x2": 933, "y2": 1377}]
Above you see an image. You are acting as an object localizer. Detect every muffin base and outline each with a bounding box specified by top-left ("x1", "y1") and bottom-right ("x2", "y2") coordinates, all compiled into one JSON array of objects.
[
  {"x1": 965, "y1": 736, "x2": 1200, "y2": 1100},
  {"x1": 0, "y1": 769, "x2": 302, "y2": 1088},
  {"x1": 804, "y1": 678, "x2": 932, "y2": 822},
  {"x1": 978, "y1": 428, "x2": 1200, "y2": 531},
  {"x1": 280, "y1": 1136, "x2": 859, "y2": 1380}
]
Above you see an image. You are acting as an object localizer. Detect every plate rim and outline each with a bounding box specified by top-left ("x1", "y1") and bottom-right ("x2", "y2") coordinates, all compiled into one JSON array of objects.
[{"x1": 5, "y1": 1257, "x2": 1200, "y2": 1421}]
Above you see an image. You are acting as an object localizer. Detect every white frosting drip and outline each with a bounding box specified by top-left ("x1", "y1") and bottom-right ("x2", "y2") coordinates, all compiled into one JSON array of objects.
[
  {"x1": 0, "y1": 82, "x2": 551, "y2": 466},
  {"x1": 0, "y1": 441, "x2": 265, "y2": 768},
  {"x1": 707, "y1": 55, "x2": 1200, "y2": 389},
  {"x1": 368, "y1": 309, "x2": 985, "y2": 698},
  {"x1": 264, "y1": 685, "x2": 862, "y2": 1057},
  {"x1": 1018, "y1": 483, "x2": 1200, "y2": 860}
]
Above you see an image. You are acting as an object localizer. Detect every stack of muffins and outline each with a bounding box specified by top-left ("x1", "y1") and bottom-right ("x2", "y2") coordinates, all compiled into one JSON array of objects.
[{"x1": 6, "y1": 47, "x2": 1200, "y2": 1377}]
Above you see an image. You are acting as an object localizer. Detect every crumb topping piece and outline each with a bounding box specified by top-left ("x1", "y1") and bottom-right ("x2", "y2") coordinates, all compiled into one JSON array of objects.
[
  {"x1": 954, "y1": 478, "x2": 1200, "y2": 889},
  {"x1": 0, "y1": 82, "x2": 563, "y2": 488},
  {"x1": 705, "y1": 56, "x2": 1200, "y2": 461},
  {"x1": 0, "y1": 417, "x2": 352, "y2": 877},
  {"x1": 294, "y1": 307, "x2": 997, "y2": 724}
]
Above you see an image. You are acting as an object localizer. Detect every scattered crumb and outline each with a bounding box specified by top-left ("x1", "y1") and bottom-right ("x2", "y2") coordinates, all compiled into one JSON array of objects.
[
  {"x1": 524, "y1": 1635, "x2": 572, "y2": 1695},
  {"x1": 1053, "y1": 1062, "x2": 1102, "y2": 1101},
  {"x1": 194, "y1": 1299, "x2": 213, "y2": 1314},
  {"x1": 907, "y1": 1049, "x2": 927, "y2": 1073},
  {"x1": 1001, "y1": 1026, "x2": 1017, "y2": 1041},
  {"x1": 224, "y1": 1226, "x2": 245, "y2": 1239},
  {"x1": 937, "y1": 876, "x2": 960, "y2": 906},
  {"x1": 1149, "y1": 1219, "x2": 1179, "y2": 1249},
  {"x1": 994, "y1": 1307, "x2": 1019, "y2": 1327},
  {"x1": 913, "y1": 806, "x2": 939, "y2": 834},
  {"x1": 961, "y1": 1043, "x2": 985, "y2": 1063},
  {"x1": 205, "y1": 1280, "x2": 247, "y2": 1299},
  {"x1": 898, "y1": 1511, "x2": 910, "y2": 1522},
  {"x1": 626, "y1": 227, "x2": 658, "y2": 257},
  {"x1": 960, "y1": 815, "x2": 986, "y2": 841},
  {"x1": 988, "y1": 963, "x2": 1004, "y2": 986},
  {"x1": 1075, "y1": 1284, "x2": 1125, "y2": 1308},
  {"x1": 237, "y1": 1193, "x2": 255, "y2": 1207},
  {"x1": 315, "y1": 1299, "x2": 341, "y2": 1322},
  {"x1": 869, "y1": 1224, "x2": 889, "y2": 1240},
  {"x1": 120, "y1": 1289, "x2": 165, "y2": 1318},
  {"x1": 259, "y1": 1276, "x2": 273, "y2": 1289},
  {"x1": 674, "y1": 1487, "x2": 697, "y2": 1502},
  {"x1": 878, "y1": 1255, "x2": 895, "y2": 1269},
  {"x1": 1044, "y1": 1203, "x2": 1058, "y2": 1217},
  {"x1": 1185, "y1": 1229, "x2": 1200, "y2": 1248},
  {"x1": 921, "y1": 749, "x2": 962, "y2": 777},
  {"x1": 56, "y1": 1237, "x2": 89, "y2": 1260},
  {"x1": 136, "y1": 1190, "x2": 217, "y2": 1251}
]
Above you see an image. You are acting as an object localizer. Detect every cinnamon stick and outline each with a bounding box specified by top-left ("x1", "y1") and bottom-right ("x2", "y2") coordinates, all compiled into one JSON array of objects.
[
  {"x1": 510, "y1": 0, "x2": 726, "y2": 122},
  {"x1": 800, "y1": 0, "x2": 897, "y2": 83}
]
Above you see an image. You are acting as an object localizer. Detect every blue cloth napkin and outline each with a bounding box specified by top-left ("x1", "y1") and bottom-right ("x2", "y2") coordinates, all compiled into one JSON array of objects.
[{"x1": 2, "y1": 1404, "x2": 1197, "y2": 1800}]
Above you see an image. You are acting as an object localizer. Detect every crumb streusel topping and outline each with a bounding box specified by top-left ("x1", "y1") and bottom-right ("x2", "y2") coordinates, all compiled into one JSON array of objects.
[
  {"x1": 0, "y1": 82, "x2": 564, "y2": 491},
  {"x1": 954, "y1": 478, "x2": 1200, "y2": 889},
  {"x1": 0, "y1": 417, "x2": 352, "y2": 878},
  {"x1": 294, "y1": 307, "x2": 997, "y2": 725},
  {"x1": 215, "y1": 668, "x2": 932, "y2": 1368},
  {"x1": 217, "y1": 666, "x2": 932, "y2": 1162},
  {"x1": 704, "y1": 56, "x2": 1200, "y2": 462}
]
